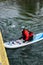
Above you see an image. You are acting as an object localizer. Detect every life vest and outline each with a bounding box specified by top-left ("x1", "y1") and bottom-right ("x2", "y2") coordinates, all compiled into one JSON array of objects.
[
  {"x1": 22, "y1": 29, "x2": 29, "y2": 41},
  {"x1": 22, "y1": 29, "x2": 33, "y2": 41}
]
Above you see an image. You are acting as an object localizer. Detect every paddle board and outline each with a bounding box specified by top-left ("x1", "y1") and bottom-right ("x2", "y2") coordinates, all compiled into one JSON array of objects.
[{"x1": 4, "y1": 33, "x2": 43, "y2": 48}]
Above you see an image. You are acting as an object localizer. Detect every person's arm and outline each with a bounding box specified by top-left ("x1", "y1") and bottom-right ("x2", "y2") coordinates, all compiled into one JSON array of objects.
[{"x1": 19, "y1": 37, "x2": 22, "y2": 39}]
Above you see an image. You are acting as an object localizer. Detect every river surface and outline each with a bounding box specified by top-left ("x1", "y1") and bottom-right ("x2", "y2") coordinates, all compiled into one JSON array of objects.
[{"x1": 0, "y1": 0, "x2": 43, "y2": 65}]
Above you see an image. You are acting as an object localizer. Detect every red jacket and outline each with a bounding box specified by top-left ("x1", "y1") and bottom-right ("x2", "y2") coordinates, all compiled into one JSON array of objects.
[{"x1": 22, "y1": 29, "x2": 33, "y2": 41}]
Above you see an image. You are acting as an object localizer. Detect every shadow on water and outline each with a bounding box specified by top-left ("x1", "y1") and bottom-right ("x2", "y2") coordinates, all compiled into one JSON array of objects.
[{"x1": 0, "y1": 0, "x2": 43, "y2": 65}]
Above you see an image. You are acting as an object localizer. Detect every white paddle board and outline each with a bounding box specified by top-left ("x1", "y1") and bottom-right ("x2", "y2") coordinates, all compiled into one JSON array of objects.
[{"x1": 4, "y1": 33, "x2": 43, "y2": 48}]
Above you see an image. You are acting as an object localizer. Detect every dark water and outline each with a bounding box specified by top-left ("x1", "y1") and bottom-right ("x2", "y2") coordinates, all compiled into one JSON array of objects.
[{"x1": 0, "y1": 0, "x2": 43, "y2": 65}]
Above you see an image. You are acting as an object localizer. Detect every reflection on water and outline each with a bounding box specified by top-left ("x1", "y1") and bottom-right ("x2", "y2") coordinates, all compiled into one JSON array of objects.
[{"x1": 0, "y1": 0, "x2": 43, "y2": 65}]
